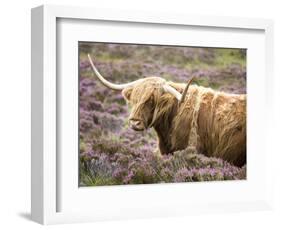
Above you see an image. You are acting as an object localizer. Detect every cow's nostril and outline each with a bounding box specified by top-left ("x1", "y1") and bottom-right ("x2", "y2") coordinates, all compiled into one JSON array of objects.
[{"x1": 129, "y1": 119, "x2": 141, "y2": 125}]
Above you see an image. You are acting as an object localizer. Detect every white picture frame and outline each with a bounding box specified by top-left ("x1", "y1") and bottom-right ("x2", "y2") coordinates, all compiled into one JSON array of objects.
[{"x1": 31, "y1": 5, "x2": 274, "y2": 225}]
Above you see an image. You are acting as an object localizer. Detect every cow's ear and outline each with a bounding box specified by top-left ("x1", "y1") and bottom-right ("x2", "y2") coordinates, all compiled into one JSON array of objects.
[{"x1": 122, "y1": 87, "x2": 133, "y2": 101}]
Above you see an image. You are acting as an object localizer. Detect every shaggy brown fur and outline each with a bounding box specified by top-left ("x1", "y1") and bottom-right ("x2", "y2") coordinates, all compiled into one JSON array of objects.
[{"x1": 122, "y1": 77, "x2": 246, "y2": 167}]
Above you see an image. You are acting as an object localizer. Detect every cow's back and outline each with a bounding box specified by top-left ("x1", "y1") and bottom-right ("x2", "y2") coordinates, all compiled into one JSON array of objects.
[
  {"x1": 196, "y1": 89, "x2": 246, "y2": 166},
  {"x1": 171, "y1": 84, "x2": 246, "y2": 167}
]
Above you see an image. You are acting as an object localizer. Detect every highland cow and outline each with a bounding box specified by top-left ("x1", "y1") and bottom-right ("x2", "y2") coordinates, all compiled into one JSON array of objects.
[{"x1": 88, "y1": 54, "x2": 246, "y2": 167}]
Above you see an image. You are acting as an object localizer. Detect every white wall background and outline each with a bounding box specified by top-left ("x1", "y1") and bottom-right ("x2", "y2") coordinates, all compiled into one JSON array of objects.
[{"x1": 0, "y1": 0, "x2": 280, "y2": 229}]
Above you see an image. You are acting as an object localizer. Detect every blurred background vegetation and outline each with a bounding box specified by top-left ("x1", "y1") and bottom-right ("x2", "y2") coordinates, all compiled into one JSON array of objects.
[{"x1": 80, "y1": 43, "x2": 246, "y2": 93}]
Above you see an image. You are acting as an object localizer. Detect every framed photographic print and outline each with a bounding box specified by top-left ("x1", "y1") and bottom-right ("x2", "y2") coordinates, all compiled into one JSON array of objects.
[{"x1": 31, "y1": 5, "x2": 274, "y2": 225}]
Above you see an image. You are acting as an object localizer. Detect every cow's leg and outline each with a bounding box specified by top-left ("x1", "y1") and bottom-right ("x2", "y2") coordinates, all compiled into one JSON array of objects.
[{"x1": 156, "y1": 131, "x2": 170, "y2": 154}]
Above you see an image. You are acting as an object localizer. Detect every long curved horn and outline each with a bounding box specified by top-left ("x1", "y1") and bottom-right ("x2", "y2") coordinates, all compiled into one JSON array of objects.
[
  {"x1": 87, "y1": 54, "x2": 144, "y2": 90},
  {"x1": 162, "y1": 84, "x2": 182, "y2": 101},
  {"x1": 179, "y1": 76, "x2": 194, "y2": 104},
  {"x1": 163, "y1": 77, "x2": 194, "y2": 102}
]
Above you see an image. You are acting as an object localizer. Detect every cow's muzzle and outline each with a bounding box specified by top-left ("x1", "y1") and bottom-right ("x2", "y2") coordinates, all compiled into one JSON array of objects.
[{"x1": 129, "y1": 119, "x2": 145, "y2": 131}]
